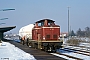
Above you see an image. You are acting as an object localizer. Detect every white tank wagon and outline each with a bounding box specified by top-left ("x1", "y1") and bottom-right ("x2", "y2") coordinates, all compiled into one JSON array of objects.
[{"x1": 19, "y1": 24, "x2": 34, "y2": 40}]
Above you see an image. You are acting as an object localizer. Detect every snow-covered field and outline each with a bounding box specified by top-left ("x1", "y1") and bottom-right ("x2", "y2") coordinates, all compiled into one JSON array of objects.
[{"x1": 0, "y1": 42, "x2": 36, "y2": 60}]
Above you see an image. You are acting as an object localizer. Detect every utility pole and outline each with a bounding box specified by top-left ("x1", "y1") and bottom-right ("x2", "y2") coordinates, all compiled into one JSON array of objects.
[{"x1": 68, "y1": 7, "x2": 70, "y2": 40}]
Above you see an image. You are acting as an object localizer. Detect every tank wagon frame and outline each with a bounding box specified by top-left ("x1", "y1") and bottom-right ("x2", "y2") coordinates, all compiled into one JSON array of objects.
[{"x1": 20, "y1": 19, "x2": 63, "y2": 52}]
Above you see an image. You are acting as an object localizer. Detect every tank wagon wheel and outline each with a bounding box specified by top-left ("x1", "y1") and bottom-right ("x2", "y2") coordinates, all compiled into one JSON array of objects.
[
  {"x1": 26, "y1": 38, "x2": 29, "y2": 46},
  {"x1": 43, "y1": 46, "x2": 48, "y2": 52},
  {"x1": 20, "y1": 40, "x2": 24, "y2": 45},
  {"x1": 22, "y1": 40, "x2": 25, "y2": 45}
]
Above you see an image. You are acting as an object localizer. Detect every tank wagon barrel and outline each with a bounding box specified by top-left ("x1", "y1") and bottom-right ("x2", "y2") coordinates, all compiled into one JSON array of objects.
[{"x1": 19, "y1": 19, "x2": 63, "y2": 52}]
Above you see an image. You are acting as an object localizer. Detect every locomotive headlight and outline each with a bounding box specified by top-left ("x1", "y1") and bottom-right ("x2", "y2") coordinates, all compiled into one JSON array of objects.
[
  {"x1": 43, "y1": 36, "x2": 45, "y2": 40},
  {"x1": 58, "y1": 36, "x2": 60, "y2": 39},
  {"x1": 43, "y1": 37, "x2": 45, "y2": 40}
]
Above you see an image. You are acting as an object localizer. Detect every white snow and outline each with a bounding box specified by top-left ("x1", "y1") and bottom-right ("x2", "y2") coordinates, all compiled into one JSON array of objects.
[
  {"x1": 50, "y1": 37, "x2": 90, "y2": 60},
  {"x1": 1, "y1": 37, "x2": 90, "y2": 60},
  {"x1": 51, "y1": 43, "x2": 90, "y2": 60},
  {"x1": 50, "y1": 53, "x2": 76, "y2": 60},
  {"x1": 0, "y1": 42, "x2": 36, "y2": 60},
  {"x1": 63, "y1": 52, "x2": 90, "y2": 60}
]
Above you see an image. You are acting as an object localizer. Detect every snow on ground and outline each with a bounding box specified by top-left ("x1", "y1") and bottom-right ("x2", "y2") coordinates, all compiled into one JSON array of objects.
[
  {"x1": 58, "y1": 48, "x2": 90, "y2": 60},
  {"x1": 0, "y1": 42, "x2": 36, "y2": 60},
  {"x1": 3, "y1": 37, "x2": 90, "y2": 60},
  {"x1": 50, "y1": 37, "x2": 90, "y2": 60},
  {"x1": 51, "y1": 43, "x2": 90, "y2": 60},
  {"x1": 62, "y1": 52, "x2": 90, "y2": 60},
  {"x1": 51, "y1": 53, "x2": 76, "y2": 60}
]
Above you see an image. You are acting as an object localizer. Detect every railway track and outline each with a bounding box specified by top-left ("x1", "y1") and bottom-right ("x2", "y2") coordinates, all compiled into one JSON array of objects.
[
  {"x1": 51, "y1": 53, "x2": 83, "y2": 60},
  {"x1": 69, "y1": 46, "x2": 90, "y2": 52},
  {"x1": 4, "y1": 39, "x2": 90, "y2": 60},
  {"x1": 7, "y1": 40, "x2": 66, "y2": 60},
  {"x1": 59, "y1": 48, "x2": 90, "y2": 56},
  {"x1": 50, "y1": 46, "x2": 90, "y2": 60}
]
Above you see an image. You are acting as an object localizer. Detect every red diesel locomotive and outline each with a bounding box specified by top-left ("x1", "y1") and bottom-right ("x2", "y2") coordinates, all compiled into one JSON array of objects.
[
  {"x1": 31, "y1": 19, "x2": 62, "y2": 52},
  {"x1": 20, "y1": 19, "x2": 63, "y2": 52}
]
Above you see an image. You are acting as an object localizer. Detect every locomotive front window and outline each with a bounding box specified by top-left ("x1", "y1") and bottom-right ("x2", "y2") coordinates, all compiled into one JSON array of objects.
[
  {"x1": 53, "y1": 35, "x2": 57, "y2": 38},
  {"x1": 41, "y1": 22, "x2": 44, "y2": 26},
  {"x1": 38, "y1": 22, "x2": 44, "y2": 26},
  {"x1": 46, "y1": 35, "x2": 50, "y2": 39},
  {"x1": 38, "y1": 23, "x2": 41, "y2": 26},
  {"x1": 48, "y1": 21, "x2": 52, "y2": 25}
]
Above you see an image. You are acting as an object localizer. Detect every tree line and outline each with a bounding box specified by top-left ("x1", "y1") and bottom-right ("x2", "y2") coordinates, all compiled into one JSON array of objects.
[{"x1": 69, "y1": 27, "x2": 90, "y2": 37}]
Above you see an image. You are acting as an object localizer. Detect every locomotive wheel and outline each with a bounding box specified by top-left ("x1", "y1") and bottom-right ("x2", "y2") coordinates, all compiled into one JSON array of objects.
[
  {"x1": 44, "y1": 46, "x2": 48, "y2": 52},
  {"x1": 20, "y1": 40, "x2": 22, "y2": 44},
  {"x1": 20, "y1": 40, "x2": 24, "y2": 45},
  {"x1": 26, "y1": 41, "x2": 29, "y2": 46}
]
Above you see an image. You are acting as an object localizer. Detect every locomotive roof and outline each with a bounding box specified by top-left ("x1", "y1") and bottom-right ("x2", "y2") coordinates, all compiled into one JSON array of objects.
[{"x1": 35, "y1": 19, "x2": 55, "y2": 23}]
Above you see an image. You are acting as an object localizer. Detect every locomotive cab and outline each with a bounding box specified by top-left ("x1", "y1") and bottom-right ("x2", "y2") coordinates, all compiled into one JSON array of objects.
[{"x1": 32, "y1": 19, "x2": 60, "y2": 41}]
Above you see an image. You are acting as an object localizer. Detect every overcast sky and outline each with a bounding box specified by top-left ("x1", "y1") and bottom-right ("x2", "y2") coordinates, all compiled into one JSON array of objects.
[{"x1": 0, "y1": 0, "x2": 90, "y2": 33}]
